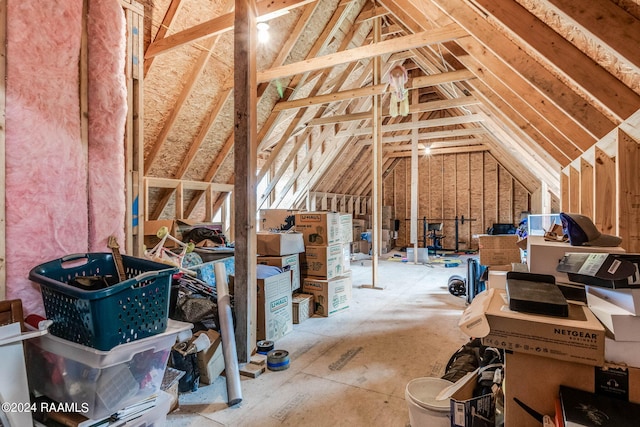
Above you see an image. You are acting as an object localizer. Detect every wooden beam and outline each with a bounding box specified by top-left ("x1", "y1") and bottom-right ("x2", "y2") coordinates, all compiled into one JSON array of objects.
[
  {"x1": 233, "y1": 0, "x2": 258, "y2": 363},
  {"x1": 386, "y1": 144, "x2": 487, "y2": 157},
  {"x1": 471, "y1": 0, "x2": 639, "y2": 122},
  {"x1": 144, "y1": 37, "x2": 219, "y2": 174},
  {"x1": 145, "y1": 0, "x2": 316, "y2": 58},
  {"x1": 273, "y1": 84, "x2": 387, "y2": 111},
  {"x1": 426, "y1": 0, "x2": 618, "y2": 140},
  {"x1": 274, "y1": 69, "x2": 476, "y2": 112},
  {"x1": 145, "y1": 177, "x2": 234, "y2": 192},
  {"x1": 545, "y1": 0, "x2": 640, "y2": 69},
  {"x1": 307, "y1": 95, "x2": 481, "y2": 126},
  {"x1": 360, "y1": 128, "x2": 488, "y2": 144},
  {"x1": 257, "y1": 24, "x2": 468, "y2": 82},
  {"x1": 143, "y1": 0, "x2": 183, "y2": 76},
  {"x1": 338, "y1": 114, "x2": 484, "y2": 137}
]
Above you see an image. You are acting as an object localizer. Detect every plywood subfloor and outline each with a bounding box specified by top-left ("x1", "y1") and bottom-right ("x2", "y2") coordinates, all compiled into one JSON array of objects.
[{"x1": 167, "y1": 252, "x2": 474, "y2": 426}]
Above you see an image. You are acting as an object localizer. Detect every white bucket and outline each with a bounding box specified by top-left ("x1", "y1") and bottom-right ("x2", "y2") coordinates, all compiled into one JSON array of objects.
[{"x1": 405, "y1": 377, "x2": 453, "y2": 427}]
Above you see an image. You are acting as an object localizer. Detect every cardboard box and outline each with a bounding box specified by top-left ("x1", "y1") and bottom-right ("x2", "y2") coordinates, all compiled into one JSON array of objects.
[
  {"x1": 300, "y1": 243, "x2": 344, "y2": 279},
  {"x1": 447, "y1": 373, "x2": 495, "y2": 427},
  {"x1": 258, "y1": 253, "x2": 301, "y2": 292},
  {"x1": 459, "y1": 289, "x2": 605, "y2": 365},
  {"x1": 358, "y1": 240, "x2": 370, "y2": 255},
  {"x1": 259, "y1": 209, "x2": 299, "y2": 231},
  {"x1": 478, "y1": 234, "x2": 519, "y2": 250},
  {"x1": 292, "y1": 293, "x2": 314, "y2": 324},
  {"x1": 527, "y1": 235, "x2": 625, "y2": 284},
  {"x1": 352, "y1": 219, "x2": 366, "y2": 229},
  {"x1": 295, "y1": 212, "x2": 341, "y2": 246},
  {"x1": 194, "y1": 330, "x2": 224, "y2": 385},
  {"x1": 339, "y1": 214, "x2": 353, "y2": 244},
  {"x1": 257, "y1": 271, "x2": 293, "y2": 341},
  {"x1": 586, "y1": 285, "x2": 640, "y2": 315},
  {"x1": 256, "y1": 232, "x2": 305, "y2": 256},
  {"x1": 342, "y1": 243, "x2": 351, "y2": 273},
  {"x1": 504, "y1": 351, "x2": 640, "y2": 427},
  {"x1": 302, "y1": 275, "x2": 352, "y2": 317},
  {"x1": 605, "y1": 337, "x2": 640, "y2": 368},
  {"x1": 350, "y1": 241, "x2": 360, "y2": 254},
  {"x1": 586, "y1": 289, "x2": 640, "y2": 341}
]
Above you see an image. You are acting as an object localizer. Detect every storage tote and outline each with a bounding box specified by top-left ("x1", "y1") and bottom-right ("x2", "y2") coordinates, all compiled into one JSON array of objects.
[{"x1": 25, "y1": 319, "x2": 191, "y2": 420}]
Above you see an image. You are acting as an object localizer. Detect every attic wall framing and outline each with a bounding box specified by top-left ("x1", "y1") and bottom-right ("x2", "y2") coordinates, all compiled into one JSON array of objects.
[
  {"x1": 121, "y1": 0, "x2": 145, "y2": 256},
  {"x1": 560, "y1": 111, "x2": 640, "y2": 252},
  {"x1": 388, "y1": 151, "x2": 531, "y2": 250}
]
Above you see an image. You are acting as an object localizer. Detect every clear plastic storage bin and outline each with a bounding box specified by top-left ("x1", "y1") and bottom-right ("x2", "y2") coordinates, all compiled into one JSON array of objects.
[
  {"x1": 527, "y1": 214, "x2": 562, "y2": 236},
  {"x1": 25, "y1": 320, "x2": 191, "y2": 420}
]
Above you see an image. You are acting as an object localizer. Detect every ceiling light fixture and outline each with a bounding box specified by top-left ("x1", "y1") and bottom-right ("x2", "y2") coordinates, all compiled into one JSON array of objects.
[
  {"x1": 257, "y1": 22, "x2": 270, "y2": 44},
  {"x1": 424, "y1": 145, "x2": 431, "y2": 155}
]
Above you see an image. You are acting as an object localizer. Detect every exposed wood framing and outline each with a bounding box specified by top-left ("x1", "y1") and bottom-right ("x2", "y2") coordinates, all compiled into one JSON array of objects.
[
  {"x1": 257, "y1": 24, "x2": 468, "y2": 82},
  {"x1": 121, "y1": 0, "x2": 145, "y2": 255}
]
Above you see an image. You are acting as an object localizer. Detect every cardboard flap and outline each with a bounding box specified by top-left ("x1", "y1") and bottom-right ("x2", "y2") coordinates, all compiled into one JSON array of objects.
[
  {"x1": 436, "y1": 368, "x2": 479, "y2": 401},
  {"x1": 458, "y1": 289, "x2": 493, "y2": 338}
]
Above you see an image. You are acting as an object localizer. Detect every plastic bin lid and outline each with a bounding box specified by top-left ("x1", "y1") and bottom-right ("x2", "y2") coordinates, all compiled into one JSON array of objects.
[{"x1": 406, "y1": 377, "x2": 453, "y2": 412}]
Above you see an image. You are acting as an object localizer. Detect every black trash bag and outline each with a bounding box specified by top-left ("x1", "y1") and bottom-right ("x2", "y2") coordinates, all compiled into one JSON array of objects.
[
  {"x1": 170, "y1": 349, "x2": 200, "y2": 393},
  {"x1": 182, "y1": 227, "x2": 226, "y2": 245},
  {"x1": 441, "y1": 338, "x2": 484, "y2": 383}
]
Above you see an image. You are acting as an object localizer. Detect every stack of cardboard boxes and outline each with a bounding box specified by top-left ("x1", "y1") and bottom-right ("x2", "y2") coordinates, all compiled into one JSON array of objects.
[
  {"x1": 349, "y1": 207, "x2": 395, "y2": 256},
  {"x1": 254, "y1": 231, "x2": 305, "y2": 341},
  {"x1": 459, "y1": 251, "x2": 640, "y2": 427},
  {"x1": 296, "y1": 211, "x2": 353, "y2": 318}
]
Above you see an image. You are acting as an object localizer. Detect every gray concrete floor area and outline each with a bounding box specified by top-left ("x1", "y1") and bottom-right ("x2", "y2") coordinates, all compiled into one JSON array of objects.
[{"x1": 166, "y1": 252, "x2": 475, "y2": 427}]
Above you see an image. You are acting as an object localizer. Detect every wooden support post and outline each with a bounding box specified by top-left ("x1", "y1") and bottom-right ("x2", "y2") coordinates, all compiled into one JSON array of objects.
[
  {"x1": 121, "y1": 0, "x2": 145, "y2": 256},
  {"x1": 363, "y1": 17, "x2": 384, "y2": 290},
  {"x1": 410, "y1": 87, "x2": 419, "y2": 264},
  {"x1": 233, "y1": 0, "x2": 258, "y2": 363}
]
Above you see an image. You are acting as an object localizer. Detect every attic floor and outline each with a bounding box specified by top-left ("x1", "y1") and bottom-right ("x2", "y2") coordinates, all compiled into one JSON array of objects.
[{"x1": 166, "y1": 251, "x2": 474, "y2": 427}]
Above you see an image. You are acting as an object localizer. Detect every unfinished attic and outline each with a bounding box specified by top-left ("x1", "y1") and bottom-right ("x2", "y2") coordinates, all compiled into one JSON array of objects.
[{"x1": 1, "y1": 0, "x2": 640, "y2": 426}]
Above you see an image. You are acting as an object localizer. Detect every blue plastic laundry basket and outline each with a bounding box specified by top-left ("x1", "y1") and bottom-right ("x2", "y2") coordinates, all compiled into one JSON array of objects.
[{"x1": 29, "y1": 253, "x2": 177, "y2": 351}]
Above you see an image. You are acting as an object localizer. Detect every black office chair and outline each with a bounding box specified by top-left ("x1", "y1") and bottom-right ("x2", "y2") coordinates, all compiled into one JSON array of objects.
[{"x1": 427, "y1": 223, "x2": 445, "y2": 253}]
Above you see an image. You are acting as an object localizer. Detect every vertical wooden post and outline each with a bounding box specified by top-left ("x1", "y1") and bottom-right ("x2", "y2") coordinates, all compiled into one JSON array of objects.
[
  {"x1": 0, "y1": 0, "x2": 6, "y2": 299},
  {"x1": 364, "y1": 17, "x2": 383, "y2": 290},
  {"x1": 410, "y1": 87, "x2": 419, "y2": 263},
  {"x1": 234, "y1": 0, "x2": 258, "y2": 362},
  {"x1": 616, "y1": 129, "x2": 640, "y2": 252},
  {"x1": 121, "y1": 0, "x2": 145, "y2": 256}
]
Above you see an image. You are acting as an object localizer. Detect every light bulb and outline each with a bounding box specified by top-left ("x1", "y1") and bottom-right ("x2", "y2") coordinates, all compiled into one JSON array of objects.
[{"x1": 257, "y1": 22, "x2": 270, "y2": 43}]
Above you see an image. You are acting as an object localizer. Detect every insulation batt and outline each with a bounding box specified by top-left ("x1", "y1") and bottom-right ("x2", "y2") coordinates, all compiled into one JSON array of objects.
[
  {"x1": 5, "y1": 0, "x2": 128, "y2": 315},
  {"x1": 87, "y1": 0, "x2": 127, "y2": 252}
]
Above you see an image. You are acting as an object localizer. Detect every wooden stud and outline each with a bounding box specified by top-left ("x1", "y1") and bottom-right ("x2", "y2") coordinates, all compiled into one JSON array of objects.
[
  {"x1": 594, "y1": 147, "x2": 616, "y2": 235},
  {"x1": 569, "y1": 166, "x2": 580, "y2": 213},
  {"x1": 580, "y1": 158, "x2": 594, "y2": 218},
  {"x1": 616, "y1": 129, "x2": 640, "y2": 252}
]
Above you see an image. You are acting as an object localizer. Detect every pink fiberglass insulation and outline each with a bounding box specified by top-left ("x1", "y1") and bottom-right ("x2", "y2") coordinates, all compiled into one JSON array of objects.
[
  {"x1": 5, "y1": 0, "x2": 87, "y2": 316},
  {"x1": 87, "y1": 0, "x2": 127, "y2": 252}
]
